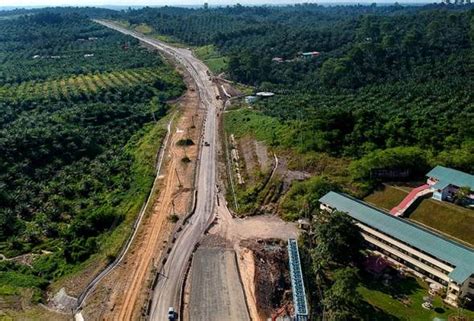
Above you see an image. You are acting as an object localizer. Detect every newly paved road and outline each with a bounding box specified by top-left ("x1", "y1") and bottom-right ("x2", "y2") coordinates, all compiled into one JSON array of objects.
[
  {"x1": 95, "y1": 21, "x2": 220, "y2": 321},
  {"x1": 189, "y1": 248, "x2": 250, "y2": 321}
]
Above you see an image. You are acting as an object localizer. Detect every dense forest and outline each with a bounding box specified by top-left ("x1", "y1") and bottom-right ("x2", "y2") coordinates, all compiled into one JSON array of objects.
[
  {"x1": 118, "y1": 4, "x2": 474, "y2": 176},
  {"x1": 0, "y1": 10, "x2": 184, "y2": 297}
]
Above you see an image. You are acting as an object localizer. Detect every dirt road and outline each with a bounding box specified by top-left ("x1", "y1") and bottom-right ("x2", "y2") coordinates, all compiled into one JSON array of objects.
[
  {"x1": 80, "y1": 57, "x2": 202, "y2": 319},
  {"x1": 95, "y1": 20, "x2": 222, "y2": 321}
]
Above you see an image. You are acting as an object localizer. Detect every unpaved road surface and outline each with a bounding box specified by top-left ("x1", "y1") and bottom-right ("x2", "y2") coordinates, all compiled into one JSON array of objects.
[
  {"x1": 78, "y1": 21, "x2": 203, "y2": 320},
  {"x1": 95, "y1": 21, "x2": 221, "y2": 321},
  {"x1": 189, "y1": 247, "x2": 250, "y2": 321}
]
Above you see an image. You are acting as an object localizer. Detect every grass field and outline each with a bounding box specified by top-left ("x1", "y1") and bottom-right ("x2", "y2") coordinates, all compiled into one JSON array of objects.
[
  {"x1": 364, "y1": 184, "x2": 474, "y2": 246},
  {"x1": 358, "y1": 273, "x2": 474, "y2": 321},
  {"x1": 193, "y1": 45, "x2": 228, "y2": 74},
  {"x1": 134, "y1": 23, "x2": 153, "y2": 34},
  {"x1": 408, "y1": 198, "x2": 474, "y2": 246},
  {"x1": 364, "y1": 184, "x2": 408, "y2": 211}
]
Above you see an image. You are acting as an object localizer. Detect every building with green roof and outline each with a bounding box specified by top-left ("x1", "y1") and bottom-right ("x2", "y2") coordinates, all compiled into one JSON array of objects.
[
  {"x1": 319, "y1": 191, "x2": 474, "y2": 307},
  {"x1": 426, "y1": 166, "x2": 474, "y2": 203}
]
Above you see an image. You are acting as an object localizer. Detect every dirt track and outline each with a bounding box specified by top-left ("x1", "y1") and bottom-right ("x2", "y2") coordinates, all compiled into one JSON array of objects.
[{"x1": 82, "y1": 70, "x2": 202, "y2": 320}]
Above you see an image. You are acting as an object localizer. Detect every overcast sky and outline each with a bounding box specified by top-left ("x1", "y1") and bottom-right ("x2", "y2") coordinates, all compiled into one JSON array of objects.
[{"x1": 0, "y1": 0, "x2": 430, "y2": 8}]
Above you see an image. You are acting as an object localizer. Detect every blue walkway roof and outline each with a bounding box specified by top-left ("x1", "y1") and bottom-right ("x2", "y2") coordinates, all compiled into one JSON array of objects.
[
  {"x1": 288, "y1": 239, "x2": 308, "y2": 317},
  {"x1": 427, "y1": 166, "x2": 474, "y2": 190},
  {"x1": 319, "y1": 192, "x2": 474, "y2": 284}
]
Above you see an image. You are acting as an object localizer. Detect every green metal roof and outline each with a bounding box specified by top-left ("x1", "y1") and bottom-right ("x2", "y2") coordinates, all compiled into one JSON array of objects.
[
  {"x1": 432, "y1": 181, "x2": 450, "y2": 190},
  {"x1": 427, "y1": 166, "x2": 474, "y2": 190},
  {"x1": 319, "y1": 192, "x2": 474, "y2": 284}
]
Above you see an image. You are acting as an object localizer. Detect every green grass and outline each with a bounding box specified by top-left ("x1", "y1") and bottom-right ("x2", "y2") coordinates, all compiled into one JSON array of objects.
[
  {"x1": 364, "y1": 184, "x2": 408, "y2": 211},
  {"x1": 193, "y1": 45, "x2": 228, "y2": 74},
  {"x1": 363, "y1": 184, "x2": 474, "y2": 246},
  {"x1": 152, "y1": 34, "x2": 188, "y2": 48},
  {"x1": 408, "y1": 198, "x2": 474, "y2": 246},
  {"x1": 134, "y1": 23, "x2": 153, "y2": 34},
  {"x1": 224, "y1": 108, "x2": 294, "y2": 147},
  {"x1": 358, "y1": 273, "x2": 474, "y2": 320},
  {"x1": 0, "y1": 271, "x2": 45, "y2": 304}
]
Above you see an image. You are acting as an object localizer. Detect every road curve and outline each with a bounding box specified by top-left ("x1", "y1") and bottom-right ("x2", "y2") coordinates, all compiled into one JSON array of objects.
[{"x1": 95, "y1": 20, "x2": 219, "y2": 321}]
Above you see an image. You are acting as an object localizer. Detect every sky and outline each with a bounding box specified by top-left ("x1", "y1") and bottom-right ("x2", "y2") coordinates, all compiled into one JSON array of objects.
[{"x1": 0, "y1": 0, "x2": 431, "y2": 8}]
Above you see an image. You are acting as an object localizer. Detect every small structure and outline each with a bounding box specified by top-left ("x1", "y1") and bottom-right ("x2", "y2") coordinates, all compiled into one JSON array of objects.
[
  {"x1": 426, "y1": 166, "x2": 474, "y2": 203},
  {"x1": 245, "y1": 96, "x2": 257, "y2": 104},
  {"x1": 301, "y1": 51, "x2": 320, "y2": 59},
  {"x1": 297, "y1": 218, "x2": 310, "y2": 230},
  {"x1": 256, "y1": 92, "x2": 275, "y2": 98},
  {"x1": 84, "y1": 54, "x2": 94, "y2": 58},
  {"x1": 288, "y1": 239, "x2": 309, "y2": 321}
]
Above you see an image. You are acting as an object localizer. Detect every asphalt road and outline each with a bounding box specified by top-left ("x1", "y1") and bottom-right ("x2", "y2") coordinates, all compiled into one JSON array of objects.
[{"x1": 95, "y1": 21, "x2": 219, "y2": 321}]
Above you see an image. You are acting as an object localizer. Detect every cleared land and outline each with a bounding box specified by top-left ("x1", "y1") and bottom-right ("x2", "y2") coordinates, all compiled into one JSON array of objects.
[
  {"x1": 189, "y1": 248, "x2": 250, "y2": 321},
  {"x1": 364, "y1": 185, "x2": 474, "y2": 246}
]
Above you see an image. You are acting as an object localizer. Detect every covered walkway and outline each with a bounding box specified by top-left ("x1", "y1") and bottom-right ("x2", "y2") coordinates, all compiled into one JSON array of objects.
[{"x1": 390, "y1": 184, "x2": 431, "y2": 216}]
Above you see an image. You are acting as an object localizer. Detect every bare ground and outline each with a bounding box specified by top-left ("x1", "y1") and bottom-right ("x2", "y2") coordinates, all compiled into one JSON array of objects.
[
  {"x1": 240, "y1": 239, "x2": 293, "y2": 320},
  {"x1": 81, "y1": 69, "x2": 202, "y2": 320}
]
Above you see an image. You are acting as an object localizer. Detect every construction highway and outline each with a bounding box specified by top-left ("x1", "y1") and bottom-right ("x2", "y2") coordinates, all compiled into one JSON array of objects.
[{"x1": 95, "y1": 20, "x2": 219, "y2": 320}]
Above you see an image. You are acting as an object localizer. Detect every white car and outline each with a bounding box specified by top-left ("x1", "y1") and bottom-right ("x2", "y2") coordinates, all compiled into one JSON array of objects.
[{"x1": 168, "y1": 307, "x2": 176, "y2": 320}]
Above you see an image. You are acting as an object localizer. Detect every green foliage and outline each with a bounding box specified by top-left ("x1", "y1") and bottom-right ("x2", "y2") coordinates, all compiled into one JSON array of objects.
[
  {"x1": 349, "y1": 147, "x2": 430, "y2": 182},
  {"x1": 323, "y1": 267, "x2": 362, "y2": 321},
  {"x1": 176, "y1": 138, "x2": 195, "y2": 146},
  {"x1": 434, "y1": 140, "x2": 474, "y2": 173},
  {"x1": 167, "y1": 214, "x2": 179, "y2": 223},
  {"x1": 280, "y1": 176, "x2": 337, "y2": 221},
  {"x1": 313, "y1": 211, "x2": 364, "y2": 267},
  {"x1": 0, "y1": 11, "x2": 184, "y2": 296},
  {"x1": 194, "y1": 45, "x2": 228, "y2": 74},
  {"x1": 224, "y1": 109, "x2": 293, "y2": 147},
  {"x1": 301, "y1": 210, "x2": 364, "y2": 319}
]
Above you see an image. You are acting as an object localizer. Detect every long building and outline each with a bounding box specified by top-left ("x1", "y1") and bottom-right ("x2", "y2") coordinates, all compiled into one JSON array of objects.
[{"x1": 319, "y1": 191, "x2": 474, "y2": 307}]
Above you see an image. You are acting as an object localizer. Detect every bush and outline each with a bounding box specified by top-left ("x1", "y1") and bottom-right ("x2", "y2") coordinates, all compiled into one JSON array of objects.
[
  {"x1": 181, "y1": 156, "x2": 191, "y2": 163},
  {"x1": 280, "y1": 176, "x2": 338, "y2": 221},
  {"x1": 176, "y1": 138, "x2": 194, "y2": 146},
  {"x1": 349, "y1": 146, "x2": 430, "y2": 182},
  {"x1": 167, "y1": 214, "x2": 179, "y2": 223}
]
